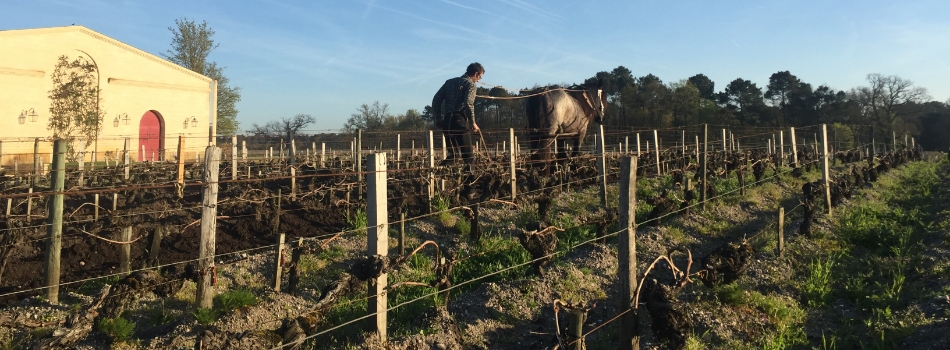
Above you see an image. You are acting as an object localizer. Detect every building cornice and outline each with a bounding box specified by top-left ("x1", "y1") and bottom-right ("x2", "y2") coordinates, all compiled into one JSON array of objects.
[{"x1": 0, "y1": 26, "x2": 212, "y2": 84}]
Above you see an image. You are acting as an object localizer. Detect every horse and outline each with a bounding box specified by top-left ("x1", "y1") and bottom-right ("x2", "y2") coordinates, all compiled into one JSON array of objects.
[{"x1": 524, "y1": 82, "x2": 606, "y2": 175}]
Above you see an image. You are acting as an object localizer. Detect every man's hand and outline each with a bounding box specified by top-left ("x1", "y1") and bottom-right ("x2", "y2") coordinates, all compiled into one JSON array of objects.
[{"x1": 472, "y1": 122, "x2": 480, "y2": 133}]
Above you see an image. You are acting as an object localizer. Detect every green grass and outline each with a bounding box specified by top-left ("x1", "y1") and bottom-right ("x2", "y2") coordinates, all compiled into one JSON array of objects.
[
  {"x1": 452, "y1": 228, "x2": 531, "y2": 295},
  {"x1": 144, "y1": 301, "x2": 176, "y2": 327},
  {"x1": 388, "y1": 253, "x2": 440, "y2": 337},
  {"x1": 193, "y1": 308, "x2": 218, "y2": 325},
  {"x1": 433, "y1": 195, "x2": 454, "y2": 226},
  {"x1": 97, "y1": 317, "x2": 135, "y2": 343},
  {"x1": 455, "y1": 217, "x2": 471, "y2": 236},
  {"x1": 801, "y1": 254, "x2": 839, "y2": 308},
  {"x1": 215, "y1": 289, "x2": 258, "y2": 311},
  {"x1": 801, "y1": 160, "x2": 945, "y2": 348},
  {"x1": 345, "y1": 208, "x2": 368, "y2": 235},
  {"x1": 715, "y1": 283, "x2": 807, "y2": 348},
  {"x1": 320, "y1": 294, "x2": 368, "y2": 346}
]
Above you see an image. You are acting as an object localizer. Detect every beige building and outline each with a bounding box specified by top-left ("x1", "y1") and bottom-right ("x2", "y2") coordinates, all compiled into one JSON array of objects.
[{"x1": 0, "y1": 25, "x2": 213, "y2": 167}]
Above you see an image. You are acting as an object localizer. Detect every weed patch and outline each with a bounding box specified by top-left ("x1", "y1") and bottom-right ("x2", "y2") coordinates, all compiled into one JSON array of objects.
[
  {"x1": 215, "y1": 289, "x2": 258, "y2": 311},
  {"x1": 97, "y1": 317, "x2": 135, "y2": 343}
]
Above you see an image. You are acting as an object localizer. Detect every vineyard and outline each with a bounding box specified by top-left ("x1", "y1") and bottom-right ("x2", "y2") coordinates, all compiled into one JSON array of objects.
[{"x1": 0, "y1": 124, "x2": 946, "y2": 350}]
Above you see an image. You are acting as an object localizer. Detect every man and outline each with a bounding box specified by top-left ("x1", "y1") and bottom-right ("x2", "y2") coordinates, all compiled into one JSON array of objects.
[{"x1": 432, "y1": 62, "x2": 484, "y2": 168}]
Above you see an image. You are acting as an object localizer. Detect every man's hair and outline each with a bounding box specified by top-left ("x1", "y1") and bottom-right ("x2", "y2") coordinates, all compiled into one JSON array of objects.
[{"x1": 466, "y1": 62, "x2": 485, "y2": 76}]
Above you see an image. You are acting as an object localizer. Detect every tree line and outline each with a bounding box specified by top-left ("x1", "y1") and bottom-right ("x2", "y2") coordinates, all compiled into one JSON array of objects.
[{"x1": 333, "y1": 67, "x2": 949, "y2": 151}]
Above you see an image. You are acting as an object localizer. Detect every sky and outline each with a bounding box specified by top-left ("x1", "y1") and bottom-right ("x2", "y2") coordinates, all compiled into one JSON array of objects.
[{"x1": 3, "y1": 0, "x2": 949, "y2": 132}]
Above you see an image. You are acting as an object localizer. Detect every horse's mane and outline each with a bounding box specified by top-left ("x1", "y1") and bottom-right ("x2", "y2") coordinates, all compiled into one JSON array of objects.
[{"x1": 520, "y1": 83, "x2": 592, "y2": 96}]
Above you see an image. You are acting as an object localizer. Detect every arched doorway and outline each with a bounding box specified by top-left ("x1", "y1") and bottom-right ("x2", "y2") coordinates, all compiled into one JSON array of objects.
[{"x1": 138, "y1": 111, "x2": 165, "y2": 161}]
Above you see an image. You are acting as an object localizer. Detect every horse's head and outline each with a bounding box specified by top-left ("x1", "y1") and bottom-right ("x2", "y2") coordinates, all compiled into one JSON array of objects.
[{"x1": 586, "y1": 80, "x2": 607, "y2": 124}]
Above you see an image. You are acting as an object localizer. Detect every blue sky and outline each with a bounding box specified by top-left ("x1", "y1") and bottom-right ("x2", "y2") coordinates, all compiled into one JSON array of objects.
[{"x1": 3, "y1": 0, "x2": 948, "y2": 132}]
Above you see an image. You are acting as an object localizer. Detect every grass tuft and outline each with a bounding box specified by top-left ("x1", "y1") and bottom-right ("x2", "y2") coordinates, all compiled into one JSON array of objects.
[
  {"x1": 97, "y1": 317, "x2": 135, "y2": 343},
  {"x1": 215, "y1": 289, "x2": 258, "y2": 311}
]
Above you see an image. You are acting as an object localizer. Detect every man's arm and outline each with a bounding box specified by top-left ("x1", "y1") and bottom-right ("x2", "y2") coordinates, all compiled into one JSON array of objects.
[
  {"x1": 464, "y1": 79, "x2": 477, "y2": 130},
  {"x1": 431, "y1": 82, "x2": 447, "y2": 118}
]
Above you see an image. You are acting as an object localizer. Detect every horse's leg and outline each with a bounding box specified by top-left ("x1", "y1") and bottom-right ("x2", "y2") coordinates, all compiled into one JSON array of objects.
[
  {"x1": 538, "y1": 135, "x2": 553, "y2": 176},
  {"x1": 574, "y1": 129, "x2": 588, "y2": 158}
]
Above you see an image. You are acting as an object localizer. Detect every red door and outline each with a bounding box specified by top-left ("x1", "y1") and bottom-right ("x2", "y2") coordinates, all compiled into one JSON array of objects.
[{"x1": 138, "y1": 111, "x2": 163, "y2": 161}]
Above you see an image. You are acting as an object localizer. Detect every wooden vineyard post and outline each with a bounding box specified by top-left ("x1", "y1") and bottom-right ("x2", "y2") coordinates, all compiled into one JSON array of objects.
[
  {"x1": 242, "y1": 140, "x2": 247, "y2": 161},
  {"x1": 290, "y1": 167, "x2": 297, "y2": 200},
  {"x1": 779, "y1": 131, "x2": 785, "y2": 167},
  {"x1": 509, "y1": 128, "x2": 517, "y2": 201},
  {"x1": 777, "y1": 207, "x2": 785, "y2": 257},
  {"x1": 597, "y1": 125, "x2": 607, "y2": 208},
  {"x1": 123, "y1": 138, "x2": 130, "y2": 180},
  {"x1": 892, "y1": 131, "x2": 896, "y2": 151},
  {"x1": 356, "y1": 129, "x2": 362, "y2": 178},
  {"x1": 682, "y1": 129, "x2": 686, "y2": 156},
  {"x1": 399, "y1": 212, "x2": 406, "y2": 256},
  {"x1": 94, "y1": 194, "x2": 99, "y2": 220},
  {"x1": 619, "y1": 156, "x2": 640, "y2": 349},
  {"x1": 288, "y1": 237, "x2": 304, "y2": 294},
  {"x1": 273, "y1": 233, "x2": 285, "y2": 292},
  {"x1": 32, "y1": 138, "x2": 39, "y2": 187},
  {"x1": 177, "y1": 136, "x2": 185, "y2": 188},
  {"x1": 636, "y1": 133, "x2": 641, "y2": 155},
  {"x1": 396, "y1": 134, "x2": 401, "y2": 169},
  {"x1": 149, "y1": 226, "x2": 164, "y2": 266},
  {"x1": 120, "y1": 226, "x2": 132, "y2": 274},
  {"x1": 5, "y1": 199, "x2": 10, "y2": 216},
  {"x1": 367, "y1": 152, "x2": 388, "y2": 341},
  {"x1": 428, "y1": 130, "x2": 435, "y2": 210},
  {"x1": 290, "y1": 139, "x2": 297, "y2": 166},
  {"x1": 790, "y1": 127, "x2": 798, "y2": 168},
  {"x1": 625, "y1": 136, "x2": 629, "y2": 154},
  {"x1": 695, "y1": 135, "x2": 699, "y2": 161},
  {"x1": 196, "y1": 146, "x2": 221, "y2": 309},
  {"x1": 441, "y1": 134, "x2": 447, "y2": 160},
  {"x1": 321, "y1": 142, "x2": 326, "y2": 168},
  {"x1": 821, "y1": 124, "x2": 832, "y2": 215},
  {"x1": 27, "y1": 188, "x2": 33, "y2": 217},
  {"x1": 653, "y1": 129, "x2": 661, "y2": 176},
  {"x1": 232, "y1": 136, "x2": 238, "y2": 180},
  {"x1": 730, "y1": 131, "x2": 735, "y2": 152},
  {"x1": 701, "y1": 124, "x2": 709, "y2": 210},
  {"x1": 722, "y1": 128, "x2": 727, "y2": 152},
  {"x1": 44, "y1": 139, "x2": 66, "y2": 303},
  {"x1": 567, "y1": 306, "x2": 587, "y2": 350}
]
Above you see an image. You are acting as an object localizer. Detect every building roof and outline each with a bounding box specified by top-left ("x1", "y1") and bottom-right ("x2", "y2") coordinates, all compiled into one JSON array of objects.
[{"x1": 0, "y1": 25, "x2": 212, "y2": 83}]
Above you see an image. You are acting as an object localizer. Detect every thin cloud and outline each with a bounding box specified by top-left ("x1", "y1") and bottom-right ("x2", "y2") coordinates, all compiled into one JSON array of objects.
[
  {"x1": 361, "y1": 0, "x2": 377, "y2": 21},
  {"x1": 495, "y1": 0, "x2": 564, "y2": 23},
  {"x1": 436, "y1": 0, "x2": 548, "y2": 34}
]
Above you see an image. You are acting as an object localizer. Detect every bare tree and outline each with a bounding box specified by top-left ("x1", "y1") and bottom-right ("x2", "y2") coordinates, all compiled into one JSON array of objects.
[
  {"x1": 848, "y1": 73, "x2": 929, "y2": 138},
  {"x1": 248, "y1": 114, "x2": 315, "y2": 139},
  {"x1": 342, "y1": 101, "x2": 389, "y2": 133}
]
